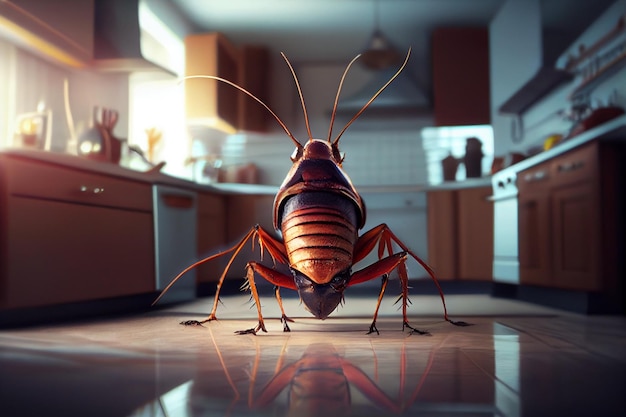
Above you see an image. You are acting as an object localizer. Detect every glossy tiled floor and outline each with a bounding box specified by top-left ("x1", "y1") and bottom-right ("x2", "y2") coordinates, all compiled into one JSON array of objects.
[{"x1": 0, "y1": 293, "x2": 624, "y2": 417}]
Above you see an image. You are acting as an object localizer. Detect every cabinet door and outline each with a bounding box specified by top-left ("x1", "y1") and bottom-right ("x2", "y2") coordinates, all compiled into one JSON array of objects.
[
  {"x1": 2, "y1": 197, "x2": 154, "y2": 309},
  {"x1": 551, "y1": 182, "x2": 601, "y2": 291},
  {"x1": 238, "y1": 45, "x2": 270, "y2": 132},
  {"x1": 518, "y1": 190, "x2": 551, "y2": 286},
  {"x1": 426, "y1": 190, "x2": 458, "y2": 280},
  {"x1": 185, "y1": 33, "x2": 240, "y2": 132},
  {"x1": 432, "y1": 27, "x2": 490, "y2": 126},
  {"x1": 196, "y1": 192, "x2": 226, "y2": 284},
  {"x1": 457, "y1": 187, "x2": 493, "y2": 280}
]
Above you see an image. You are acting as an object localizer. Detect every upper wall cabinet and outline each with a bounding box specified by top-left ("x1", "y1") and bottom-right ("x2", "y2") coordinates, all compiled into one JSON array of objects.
[
  {"x1": 185, "y1": 33, "x2": 271, "y2": 134},
  {"x1": 0, "y1": 0, "x2": 94, "y2": 67},
  {"x1": 238, "y1": 45, "x2": 271, "y2": 133},
  {"x1": 185, "y1": 32, "x2": 240, "y2": 134},
  {"x1": 432, "y1": 27, "x2": 490, "y2": 126}
]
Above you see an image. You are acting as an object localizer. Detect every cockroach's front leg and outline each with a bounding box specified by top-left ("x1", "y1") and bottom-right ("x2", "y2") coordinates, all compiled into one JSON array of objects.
[
  {"x1": 348, "y1": 252, "x2": 432, "y2": 335},
  {"x1": 274, "y1": 287, "x2": 295, "y2": 332},
  {"x1": 235, "y1": 262, "x2": 267, "y2": 335},
  {"x1": 237, "y1": 261, "x2": 298, "y2": 335}
]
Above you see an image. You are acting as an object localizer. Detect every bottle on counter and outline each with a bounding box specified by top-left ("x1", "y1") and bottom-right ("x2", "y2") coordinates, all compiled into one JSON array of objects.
[{"x1": 463, "y1": 137, "x2": 483, "y2": 178}]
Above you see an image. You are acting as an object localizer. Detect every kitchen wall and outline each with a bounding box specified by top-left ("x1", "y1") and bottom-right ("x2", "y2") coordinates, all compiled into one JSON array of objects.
[
  {"x1": 214, "y1": 56, "x2": 438, "y2": 187},
  {"x1": 0, "y1": 37, "x2": 130, "y2": 153},
  {"x1": 490, "y1": 0, "x2": 626, "y2": 156}
]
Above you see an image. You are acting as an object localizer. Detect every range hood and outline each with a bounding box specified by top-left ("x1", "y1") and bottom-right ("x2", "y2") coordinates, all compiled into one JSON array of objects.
[
  {"x1": 335, "y1": 68, "x2": 432, "y2": 118},
  {"x1": 93, "y1": 0, "x2": 184, "y2": 76},
  {"x1": 499, "y1": 0, "x2": 614, "y2": 115}
]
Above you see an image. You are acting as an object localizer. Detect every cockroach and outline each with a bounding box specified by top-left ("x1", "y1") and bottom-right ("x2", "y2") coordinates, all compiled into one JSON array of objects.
[
  {"x1": 153, "y1": 49, "x2": 469, "y2": 335},
  {"x1": 248, "y1": 342, "x2": 436, "y2": 416},
  {"x1": 196, "y1": 333, "x2": 441, "y2": 416}
]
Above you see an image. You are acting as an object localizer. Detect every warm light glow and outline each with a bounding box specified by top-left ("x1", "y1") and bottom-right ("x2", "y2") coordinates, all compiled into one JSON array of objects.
[{"x1": 19, "y1": 117, "x2": 37, "y2": 135}]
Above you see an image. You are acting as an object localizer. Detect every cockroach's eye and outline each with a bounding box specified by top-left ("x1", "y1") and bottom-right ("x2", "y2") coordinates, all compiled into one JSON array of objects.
[
  {"x1": 290, "y1": 147, "x2": 303, "y2": 162},
  {"x1": 332, "y1": 147, "x2": 345, "y2": 164}
]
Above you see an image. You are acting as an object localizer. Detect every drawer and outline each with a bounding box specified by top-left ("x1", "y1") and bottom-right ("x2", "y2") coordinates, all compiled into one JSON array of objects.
[
  {"x1": 518, "y1": 159, "x2": 551, "y2": 194},
  {"x1": 550, "y1": 142, "x2": 598, "y2": 187},
  {"x1": 5, "y1": 158, "x2": 153, "y2": 212}
]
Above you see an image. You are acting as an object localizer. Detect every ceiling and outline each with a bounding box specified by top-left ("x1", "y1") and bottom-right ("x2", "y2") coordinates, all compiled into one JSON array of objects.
[
  {"x1": 170, "y1": 0, "x2": 615, "y2": 64},
  {"x1": 170, "y1": 0, "x2": 504, "y2": 65},
  {"x1": 168, "y1": 0, "x2": 615, "y2": 114}
]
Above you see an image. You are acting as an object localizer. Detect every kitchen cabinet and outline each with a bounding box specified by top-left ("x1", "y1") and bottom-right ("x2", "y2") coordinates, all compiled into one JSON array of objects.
[
  {"x1": 427, "y1": 186, "x2": 493, "y2": 281},
  {"x1": 223, "y1": 193, "x2": 276, "y2": 280},
  {"x1": 0, "y1": 0, "x2": 94, "y2": 67},
  {"x1": 0, "y1": 156, "x2": 155, "y2": 310},
  {"x1": 185, "y1": 32, "x2": 240, "y2": 133},
  {"x1": 518, "y1": 141, "x2": 622, "y2": 293},
  {"x1": 196, "y1": 192, "x2": 227, "y2": 287},
  {"x1": 238, "y1": 45, "x2": 271, "y2": 132},
  {"x1": 431, "y1": 27, "x2": 490, "y2": 126}
]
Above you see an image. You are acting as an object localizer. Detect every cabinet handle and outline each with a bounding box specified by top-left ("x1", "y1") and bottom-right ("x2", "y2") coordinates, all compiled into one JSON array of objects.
[
  {"x1": 557, "y1": 161, "x2": 584, "y2": 173},
  {"x1": 80, "y1": 186, "x2": 105, "y2": 194},
  {"x1": 523, "y1": 170, "x2": 547, "y2": 182}
]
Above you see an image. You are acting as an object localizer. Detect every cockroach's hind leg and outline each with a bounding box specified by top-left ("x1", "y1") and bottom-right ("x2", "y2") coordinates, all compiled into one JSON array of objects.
[
  {"x1": 403, "y1": 321, "x2": 431, "y2": 336},
  {"x1": 281, "y1": 315, "x2": 294, "y2": 332},
  {"x1": 367, "y1": 321, "x2": 380, "y2": 335}
]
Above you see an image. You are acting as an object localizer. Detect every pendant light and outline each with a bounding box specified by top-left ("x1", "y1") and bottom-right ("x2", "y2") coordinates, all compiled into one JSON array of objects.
[{"x1": 360, "y1": 0, "x2": 402, "y2": 70}]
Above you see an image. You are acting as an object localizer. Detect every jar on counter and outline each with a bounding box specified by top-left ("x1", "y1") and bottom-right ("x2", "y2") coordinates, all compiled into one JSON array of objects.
[{"x1": 463, "y1": 137, "x2": 483, "y2": 178}]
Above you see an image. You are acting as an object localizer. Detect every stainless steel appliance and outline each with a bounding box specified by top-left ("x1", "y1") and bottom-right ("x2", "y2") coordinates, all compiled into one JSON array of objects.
[{"x1": 153, "y1": 185, "x2": 198, "y2": 303}]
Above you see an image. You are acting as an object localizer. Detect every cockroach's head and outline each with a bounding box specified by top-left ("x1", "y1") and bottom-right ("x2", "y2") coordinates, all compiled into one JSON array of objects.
[
  {"x1": 290, "y1": 139, "x2": 344, "y2": 166},
  {"x1": 293, "y1": 269, "x2": 349, "y2": 319}
]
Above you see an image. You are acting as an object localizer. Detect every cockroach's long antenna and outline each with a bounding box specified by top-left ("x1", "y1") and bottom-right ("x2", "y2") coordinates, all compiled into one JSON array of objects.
[
  {"x1": 182, "y1": 75, "x2": 301, "y2": 149},
  {"x1": 332, "y1": 47, "x2": 411, "y2": 146},
  {"x1": 327, "y1": 53, "x2": 362, "y2": 143},
  {"x1": 281, "y1": 52, "x2": 313, "y2": 142}
]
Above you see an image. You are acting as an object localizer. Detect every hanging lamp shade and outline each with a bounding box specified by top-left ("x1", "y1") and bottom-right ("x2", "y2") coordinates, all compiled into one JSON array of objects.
[
  {"x1": 359, "y1": 0, "x2": 402, "y2": 70},
  {"x1": 360, "y1": 29, "x2": 402, "y2": 70}
]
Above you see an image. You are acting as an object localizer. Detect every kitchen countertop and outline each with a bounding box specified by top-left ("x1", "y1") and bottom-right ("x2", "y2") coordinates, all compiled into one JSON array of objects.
[
  {"x1": 0, "y1": 148, "x2": 234, "y2": 194},
  {"x1": 0, "y1": 148, "x2": 494, "y2": 195},
  {"x1": 495, "y1": 113, "x2": 626, "y2": 177},
  {"x1": 3, "y1": 115, "x2": 625, "y2": 196}
]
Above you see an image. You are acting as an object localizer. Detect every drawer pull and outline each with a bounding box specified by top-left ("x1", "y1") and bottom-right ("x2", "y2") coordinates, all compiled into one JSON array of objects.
[
  {"x1": 557, "y1": 161, "x2": 584, "y2": 173},
  {"x1": 523, "y1": 170, "x2": 547, "y2": 182},
  {"x1": 80, "y1": 186, "x2": 105, "y2": 194}
]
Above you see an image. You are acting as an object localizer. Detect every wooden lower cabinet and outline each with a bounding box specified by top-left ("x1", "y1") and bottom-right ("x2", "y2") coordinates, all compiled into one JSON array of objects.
[
  {"x1": 0, "y1": 154, "x2": 156, "y2": 311},
  {"x1": 196, "y1": 192, "x2": 227, "y2": 285},
  {"x1": 518, "y1": 141, "x2": 622, "y2": 293},
  {"x1": 517, "y1": 163, "x2": 551, "y2": 287},
  {"x1": 427, "y1": 186, "x2": 493, "y2": 281},
  {"x1": 551, "y1": 181, "x2": 601, "y2": 290},
  {"x1": 3, "y1": 197, "x2": 154, "y2": 309}
]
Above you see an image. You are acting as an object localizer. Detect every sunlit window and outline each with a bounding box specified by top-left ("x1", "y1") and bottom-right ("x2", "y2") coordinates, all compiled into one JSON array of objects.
[
  {"x1": 129, "y1": 72, "x2": 188, "y2": 178},
  {"x1": 421, "y1": 125, "x2": 494, "y2": 184}
]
